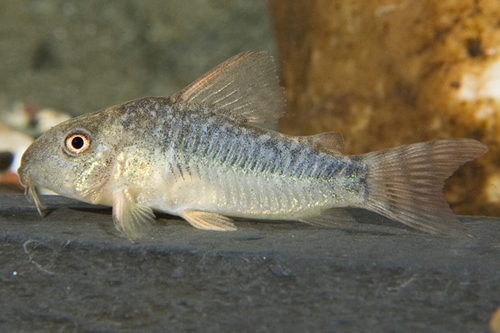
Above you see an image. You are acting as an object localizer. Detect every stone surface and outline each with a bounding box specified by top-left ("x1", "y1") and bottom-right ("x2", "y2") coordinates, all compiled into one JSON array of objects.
[
  {"x1": 268, "y1": 0, "x2": 500, "y2": 217},
  {"x1": 0, "y1": 194, "x2": 499, "y2": 332},
  {"x1": 0, "y1": 0, "x2": 274, "y2": 116}
]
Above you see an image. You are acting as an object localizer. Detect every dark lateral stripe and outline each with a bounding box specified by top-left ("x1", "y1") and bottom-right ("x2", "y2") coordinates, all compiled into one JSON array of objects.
[{"x1": 163, "y1": 111, "x2": 357, "y2": 182}]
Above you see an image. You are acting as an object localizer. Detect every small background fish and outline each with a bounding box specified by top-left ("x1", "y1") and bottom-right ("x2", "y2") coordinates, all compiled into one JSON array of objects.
[{"x1": 18, "y1": 52, "x2": 488, "y2": 240}]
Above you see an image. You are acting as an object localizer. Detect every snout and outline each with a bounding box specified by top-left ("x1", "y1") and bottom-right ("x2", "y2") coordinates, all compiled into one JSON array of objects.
[{"x1": 17, "y1": 147, "x2": 34, "y2": 188}]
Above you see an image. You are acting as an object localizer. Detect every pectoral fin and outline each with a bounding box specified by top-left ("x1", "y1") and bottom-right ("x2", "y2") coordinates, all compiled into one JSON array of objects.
[
  {"x1": 112, "y1": 190, "x2": 155, "y2": 240},
  {"x1": 180, "y1": 210, "x2": 237, "y2": 231}
]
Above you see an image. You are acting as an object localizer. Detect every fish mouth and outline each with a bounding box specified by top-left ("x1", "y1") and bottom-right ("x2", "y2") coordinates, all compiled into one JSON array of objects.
[{"x1": 24, "y1": 184, "x2": 46, "y2": 217}]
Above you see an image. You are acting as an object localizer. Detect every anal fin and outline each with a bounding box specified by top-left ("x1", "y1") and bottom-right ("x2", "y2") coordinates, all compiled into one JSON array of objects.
[
  {"x1": 180, "y1": 210, "x2": 237, "y2": 231},
  {"x1": 299, "y1": 209, "x2": 356, "y2": 227},
  {"x1": 113, "y1": 190, "x2": 156, "y2": 240}
]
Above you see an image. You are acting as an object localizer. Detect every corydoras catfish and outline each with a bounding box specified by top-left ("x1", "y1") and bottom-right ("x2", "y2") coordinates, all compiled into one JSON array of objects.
[{"x1": 18, "y1": 51, "x2": 488, "y2": 240}]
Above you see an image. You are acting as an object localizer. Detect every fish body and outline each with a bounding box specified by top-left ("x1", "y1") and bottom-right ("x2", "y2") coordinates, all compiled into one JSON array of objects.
[
  {"x1": 18, "y1": 52, "x2": 488, "y2": 240},
  {"x1": 101, "y1": 97, "x2": 365, "y2": 219}
]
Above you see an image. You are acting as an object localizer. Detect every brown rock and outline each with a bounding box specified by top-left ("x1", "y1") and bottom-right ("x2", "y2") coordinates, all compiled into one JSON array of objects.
[
  {"x1": 268, "y1": 0, "x2": 500, "y2": 216},
  {"x1": 492, "y1": 306, "x2": 500, "y2": 333}
]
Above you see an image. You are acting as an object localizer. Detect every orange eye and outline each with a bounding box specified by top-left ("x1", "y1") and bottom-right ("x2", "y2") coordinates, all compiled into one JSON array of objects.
[{"x1": 65, "y1": 133, "x2": 91, "y2": 155}]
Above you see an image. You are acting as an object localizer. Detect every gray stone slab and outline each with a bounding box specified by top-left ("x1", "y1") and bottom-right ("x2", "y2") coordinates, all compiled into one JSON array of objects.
[{"x1": 0, "y1": 194, "x2": 499, "y2": 332}]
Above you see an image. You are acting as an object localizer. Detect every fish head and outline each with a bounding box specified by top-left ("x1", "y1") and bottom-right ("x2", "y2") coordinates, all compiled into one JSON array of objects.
[{"x1": 18, "y1": 110, "x2": 118, "y2": 211}]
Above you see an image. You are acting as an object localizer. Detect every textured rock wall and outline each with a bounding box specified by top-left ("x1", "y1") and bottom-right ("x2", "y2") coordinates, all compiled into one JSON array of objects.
[{"x1": 268, "y1": 0, "x2": 500, "y2": 216}]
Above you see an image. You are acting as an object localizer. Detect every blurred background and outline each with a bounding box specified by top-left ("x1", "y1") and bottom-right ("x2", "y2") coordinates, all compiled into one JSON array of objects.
[
  {"x1": 1, "y1": 0, "x2": 499, "y2": 217},
  {"x1": 0, "y1": 0, "x2": 275, "y2": 113}
]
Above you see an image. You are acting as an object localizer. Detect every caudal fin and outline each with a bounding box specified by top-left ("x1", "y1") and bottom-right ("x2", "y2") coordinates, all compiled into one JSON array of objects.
[{"x1": 362, "y1": 139, "x2": 488, "y2": 237}]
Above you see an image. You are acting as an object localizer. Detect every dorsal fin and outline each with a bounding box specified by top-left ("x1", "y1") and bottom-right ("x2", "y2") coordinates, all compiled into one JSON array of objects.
[
  {"x1": 298, "y1": 132, "x2": 345, "y2": 154},
  {"x1": 171, "y1": 51, "x2": 286, "y2": 123}
]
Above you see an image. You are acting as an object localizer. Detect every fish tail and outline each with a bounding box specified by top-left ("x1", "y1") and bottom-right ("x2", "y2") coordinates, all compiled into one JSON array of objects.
[{"x1": 361, "y1": 139, "x2": 488, "y2": 236}]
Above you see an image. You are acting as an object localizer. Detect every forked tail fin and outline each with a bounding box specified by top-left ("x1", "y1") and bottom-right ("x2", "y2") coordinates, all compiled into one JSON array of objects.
[{"x1": 362, "y1": 139, "x2": 488, "y2": 237}]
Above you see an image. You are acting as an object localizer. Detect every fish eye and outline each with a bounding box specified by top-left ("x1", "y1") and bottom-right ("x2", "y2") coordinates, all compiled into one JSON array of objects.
[{"x1": 64, "y1": 132, "x2": 91, "y2": 155}]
